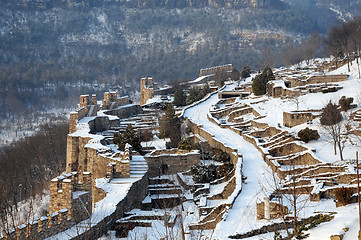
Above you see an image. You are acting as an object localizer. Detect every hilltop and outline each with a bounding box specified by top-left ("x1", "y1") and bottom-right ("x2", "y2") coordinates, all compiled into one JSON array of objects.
[{"x1": 2, "y1": 57, "x2": 361, "y2": 240}]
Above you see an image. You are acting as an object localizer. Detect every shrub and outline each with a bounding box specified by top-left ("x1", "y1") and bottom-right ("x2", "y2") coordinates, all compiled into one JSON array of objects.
[
  {"x1": 191, "y1": 164, "x2": 217, "y2": 183},
  {"x1": 241, "y1": 65, "x2": 251, "y2": 79},
  {"x1": 212, "y1": 149, "x2": 230, "y2": 162},
  {"x1": 191, "y1": 163, "x2": 234, "y2": 183},
  {"x1": 297, "y1": 127, "x2": 320, "y2": 143},
  {"x1": 178, "y1": 138, "x2": 196, "y2": 150},
  {"x1": 186, "y1": 85, "x2": 211, "y2": 105},
  {"x1": 252, "y1": 66, "x2": 275, "y2": 95},
  {"x1": 216, "y1": 163, "x2": 234, "y2": 179},
  {"x1": 320, "y1": 101, "x2": 342, "y2": 126},
  {"x1": 230, "y1": 67, "x2": 240, "y2": 81},
  {"x1": 159, "y1": 103, "x2": 181, "y2": 148},
  {"x1": 173, "y1": 88, "x2": 187, "y2": 106},
  {"x1": 338, "y1": 96, "x2": 354, "y2": 111},
  {"x1": 114, "y1": 124, "x2": 142, "y2": 152},
  {"x1": 335, "y1": 187, "x2": 353, "y2": 206}
]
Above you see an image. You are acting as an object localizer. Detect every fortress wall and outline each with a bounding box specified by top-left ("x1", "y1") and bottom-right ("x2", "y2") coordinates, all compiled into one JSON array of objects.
[
  {"x1": 104, "y1": 104, "x2": 142, "y2": 119},
  {"x1": 305, "y1": 75, "x2": 348, "y2": 85},
  {"x1": 145, "y1": 150, "x2": 200, "y2": 177},
  {"x1": 256, "y1": 201, "x2": 288, "y2": 220},
  {"x1": 3, "y1": 171, "x2": 92, "y2": 240},
  {"x1": 283, "y1": 111, "x2": 319, "y2": 128},
  {"x1": 72, "y1": 172, "x2": 149, "y2": 240},
  {"x1": 0, "y1": 209, "x2": 75, "y2": 240},
  {"x1": 186, "y1": 118, "x2": 238, "y2": 166},
  {"x1": 66, "y1": 135, "x2": 92, "y2": 173},
  {"x1": 1, "y1": 173, "x2": 148, "y2": 240},
  {"x1": 199, "y1": 64, "x2": 232, "y2": 77}
]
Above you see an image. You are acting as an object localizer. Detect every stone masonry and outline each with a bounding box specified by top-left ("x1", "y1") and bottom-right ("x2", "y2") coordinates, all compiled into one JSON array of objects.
[
  {"x1": 140, "y1": 77, "x2": 158, "y2": 106},
  {"x1": 199, "y1": 64, "x2": 233, "y2": 77}
]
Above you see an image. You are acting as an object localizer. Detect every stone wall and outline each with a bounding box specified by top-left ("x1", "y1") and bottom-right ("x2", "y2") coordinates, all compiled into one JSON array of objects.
[
  {"x1": 2, "y1": 172, "x2": 92, "y2": 240},
  {"x1": 256, "y1": 200, "x2": 288, "y2": 220},
  {"x1": 49, "y1": 172, "x2": 92, "y2": 223},
  {"x1": 103, "y1": 104, "x2": 142, "y2": 119},
  {"x1": 0, "y1": 209, "x2": 74, "y2": 240},
  {"x1": 283, "y1": 110, "x2": 321, "y2": 128},
  {"x1": 292, "y1": 75, "x2": 348, "y2": 87},
  {"x1": 267, "y1": 74, "x2": 348, "y2": 98},
  {"x1": 209, "y1": 176, "x2": 236, "y2": 200},
  {"x1": 199, "y1": 64, "x2": 232, "y2": 77},
  {"x1": 218, "y1": 91, "x2": 250, "y2": 99},
  {"x1": 71, "y1": 173, "x2": 149, "y2": 240},
  {"x1": 145, "y1": 149, "x2": 200, "y2": 177},
  {"x1": 189, "y1": 204, "x2": 231, "y2": 230},
  {"x1": 186, "y1": 118, "x2": 239, "y2": 165},
  {"x1": 268, "y1": 142, "x2": 308, "y2": 157},
  {"x1": 140, "y1": 77, "x2": 156, "y2": 106},
  {"x1": 230, "y1": 214, "x2": 330, "y2": 239}
]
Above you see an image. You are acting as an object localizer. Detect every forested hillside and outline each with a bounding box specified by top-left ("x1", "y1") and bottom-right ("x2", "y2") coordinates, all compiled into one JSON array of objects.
[{"x1": 0, "y1": 0, "x2": 360, "y2": 119}]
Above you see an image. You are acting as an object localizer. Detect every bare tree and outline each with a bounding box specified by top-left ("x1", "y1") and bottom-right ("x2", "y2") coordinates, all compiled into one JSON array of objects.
[
  {"x1": 260, "y1": 168, "x2": 292, "y2": 240},
  {"x1": 260, "y1": 46, "x2": 276, "y2": 68},
  {"x1": 298, "y1": 32, "x2": 323, "y2": 65},
  {"x1": 320, "y1": 102, "x2": 349, "y2": 160},
  {"x1": 289, "y1": 91, "x2": 302, "y2": 110}
]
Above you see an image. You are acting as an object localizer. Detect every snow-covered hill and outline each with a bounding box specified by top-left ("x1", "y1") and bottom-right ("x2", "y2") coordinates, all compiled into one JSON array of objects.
[{"x1": 182, "y1": 58, "x2": 361, "y2": 239}]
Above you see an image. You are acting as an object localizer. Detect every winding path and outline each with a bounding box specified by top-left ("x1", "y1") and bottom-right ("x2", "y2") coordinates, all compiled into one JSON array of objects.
[{"x1": 184, "y1": 85, "x2": 271, "y2": 239}]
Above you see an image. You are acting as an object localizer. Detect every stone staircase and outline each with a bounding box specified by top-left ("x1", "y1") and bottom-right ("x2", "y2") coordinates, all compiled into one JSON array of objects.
[
  {"x1": 114, "y1": 211, "x2": 178, "y2": 238},
  {"x1": 129, "y1": 155, "x2": 148, "y2": 177},
  {"x1": 114, "y1": 176, "x2": 185, "y2": 238},
  {"x1": 352, "y1": 109, "x2": 361, "y2": 122},
  {"x1": 142, "y1": 177, "x2": 185, "y2": 209}
]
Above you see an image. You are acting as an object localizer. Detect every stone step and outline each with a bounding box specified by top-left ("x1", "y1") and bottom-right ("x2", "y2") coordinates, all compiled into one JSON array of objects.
[
  {"x1": 130, "y1": 170, "x2": 147, "y2": 174},
  {"x1": 130, "y1": 161, "x2": 147, "y2": 164},
  {"x1": 149, "y1": 178, "x2": 174, "y2": 185},
  {"x1": 130, "y1": 166, "x2": 148, "y2": 170},
  {"x1": 149, "y1": 188, "x2": 182, "y2": 195},
  {"x1": 130, "y1": 169, "x2": 148, "y2": 173},
  {"x1": 130, "y1": 165, "x2": 148, "y2": 169},
  {"x1": 148, "y1": 183, "x2": 179, "y2": 189},
  {"x1": 130, "y1": 164, "x2": 148, "y2": 168}
]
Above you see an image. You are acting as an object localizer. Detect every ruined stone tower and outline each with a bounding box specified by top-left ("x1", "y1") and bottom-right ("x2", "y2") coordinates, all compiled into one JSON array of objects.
[{"x1": 140, "y1": 77, "x2": 158, "y2": 106}]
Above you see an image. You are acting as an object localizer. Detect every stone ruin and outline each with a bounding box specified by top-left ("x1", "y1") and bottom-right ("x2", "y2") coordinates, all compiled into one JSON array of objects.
[
  {"x1": 266, "y1": 74, "x2": 348, "y2": 98},
  {"x1": 209, "y1": 91, "x2": 360, "y2": 210},
  {"x1": 199, "y1": 64, "x2": 233, "y2": 77}
]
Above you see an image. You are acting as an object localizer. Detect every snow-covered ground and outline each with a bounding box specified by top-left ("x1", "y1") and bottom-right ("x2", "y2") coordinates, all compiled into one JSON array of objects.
[
  {"x1": 185, "y1": 84, "x2": 273, "y2": 239},
  {"x1": 183, "y1": 58, "x2": 361, "y2": 239}
]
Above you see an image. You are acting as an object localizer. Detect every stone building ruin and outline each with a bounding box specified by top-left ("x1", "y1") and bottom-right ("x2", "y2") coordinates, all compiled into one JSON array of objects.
[{"x1": 199, "y1": 64, "x2": 232, "y2": 77}]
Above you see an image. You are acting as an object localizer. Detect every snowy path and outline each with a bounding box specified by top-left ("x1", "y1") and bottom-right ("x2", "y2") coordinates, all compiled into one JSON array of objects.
[{"x1": 184, "y1": 86, "x2": 271, "y2": 239}]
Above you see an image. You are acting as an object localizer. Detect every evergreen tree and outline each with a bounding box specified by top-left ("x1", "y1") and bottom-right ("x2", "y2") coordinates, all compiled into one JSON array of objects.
[
  {"x1": 230, "y1": 68, "x2": 240, "y2": 81},
  {"x1": 240, "y1": 65, "x2": 251, "y2": 79},
  {"x1": 114, "y1": 124, "x2": 142, "y2": 152},
  {"x1": 252, "y1": 66, "x2": 275, "y2": 95},
  {"x1": 173, "y1": 88, "x2": 187, "y2": 106},
  {"x1": 159, "y1": 103, "x2": 181, "y2": 148},
  {"x1": 214, "y1": 69, "x2": 228, "y2": 87}
]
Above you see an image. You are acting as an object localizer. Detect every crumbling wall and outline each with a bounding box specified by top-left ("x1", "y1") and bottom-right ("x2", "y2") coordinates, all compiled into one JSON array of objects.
[
  {"x1": 186, "y1": 118, "x2": 239, "y2": 165},
  {"x1": 256, "y1": 200, "x2": 288, "y2": 220},
  {"x1": 145, "y1": 149, "x2": 200, "y2": 177},
  {"x1": 199, "y1": 64, "x2": 232, "y2": 77},
  {"x1": 104, "y1": 104, "x2": 142, "y2": 119}
]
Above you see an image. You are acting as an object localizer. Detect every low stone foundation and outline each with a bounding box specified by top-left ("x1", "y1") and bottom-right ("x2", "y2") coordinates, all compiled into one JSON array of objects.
[{"x1": 145, "y1": 149, "x2": 200, "y2": 177}]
